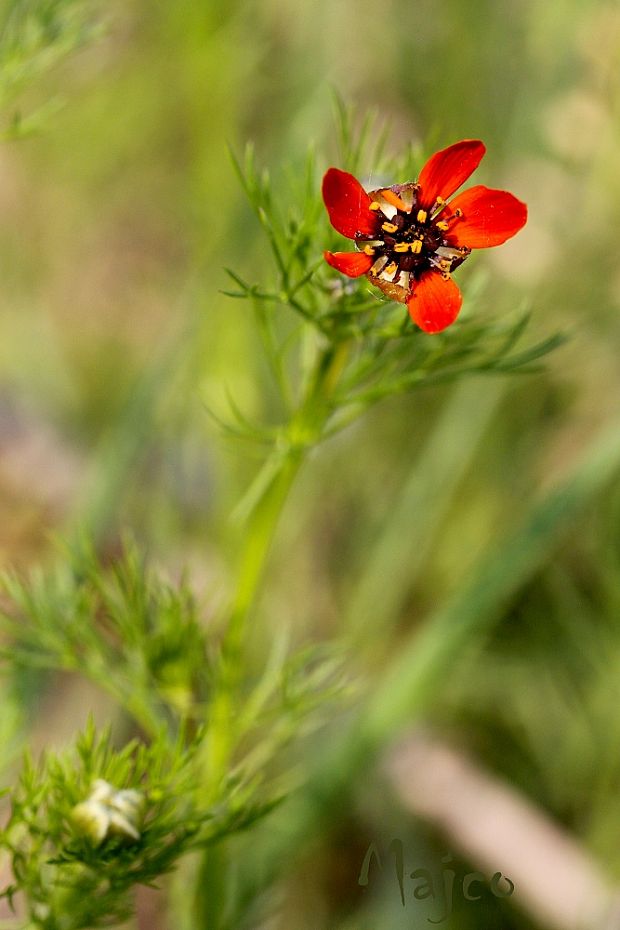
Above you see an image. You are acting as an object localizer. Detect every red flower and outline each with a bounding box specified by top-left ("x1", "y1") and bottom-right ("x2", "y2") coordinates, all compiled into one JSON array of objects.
[{"x1": 322, "y1": 140, "x2": 527, "y2": 334}]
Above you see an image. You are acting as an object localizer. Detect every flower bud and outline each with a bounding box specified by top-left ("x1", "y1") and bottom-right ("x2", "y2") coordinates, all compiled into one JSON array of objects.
[{"x1": 72, "y1": 779, "x2": 145, "y2": 845}]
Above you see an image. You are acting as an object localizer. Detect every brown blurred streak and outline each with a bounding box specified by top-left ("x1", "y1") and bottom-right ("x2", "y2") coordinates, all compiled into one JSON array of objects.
[
  {"x1": 136, "y1": 884, "x2": 167, "y2": 930},
  {"x1": 385, "y1": 730, "x2": 620, "y2": 930}
]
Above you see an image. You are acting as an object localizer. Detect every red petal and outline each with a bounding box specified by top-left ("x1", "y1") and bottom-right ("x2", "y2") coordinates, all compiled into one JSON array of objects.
[
  {"x1": 444, "y1": 185, "x2": 528, "y2": 248},
  {"x1": 324, "y1": 250, "x2": 375, "y2": 277},
  {"x1": 417, "y1": 140, "x2": 486, "y2": 210},
  {"x1": 407, "y1": 271, "x2": 463, "y2": 333},
  {"x1": 322, "y1": 168, "x2": 381, "y2": 238}
]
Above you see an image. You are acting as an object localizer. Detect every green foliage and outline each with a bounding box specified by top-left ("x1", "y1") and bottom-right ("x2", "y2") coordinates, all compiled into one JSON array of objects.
[
  {"x1": 0, "y1": 541, "x2": 208, "y2": 733},
  {"x1": 1, "y1": 722, "x2": 207, "y2": 929},
  {"x1": 0, "y1": 541, "x2": 350, "y2": 927},
  {"x1": 0, "y1": 81, "x2": 564, "y2": 926},
  {"x1": 0, "y1": 2, "x2": 602, "y2": 929},
  {"x1": 0, "y1": 0, "x2": 101, "y2": 138},
  {"x1": 222, "y1": 115, "x2": 565, "y2": 462}
]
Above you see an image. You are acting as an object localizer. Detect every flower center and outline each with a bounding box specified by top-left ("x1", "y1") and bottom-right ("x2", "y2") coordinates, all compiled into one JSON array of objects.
[{"x1": 355, "y1": 188, "x2": 470, "y2": 286}]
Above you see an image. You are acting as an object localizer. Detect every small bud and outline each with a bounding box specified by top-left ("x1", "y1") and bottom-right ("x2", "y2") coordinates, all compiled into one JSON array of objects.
[{"x1": 72, "y1": 780, "x2": 145, "y2": 846}]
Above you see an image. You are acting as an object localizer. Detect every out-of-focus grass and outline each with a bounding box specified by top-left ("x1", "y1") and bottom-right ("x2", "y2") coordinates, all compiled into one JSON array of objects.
[{"x1": 1, "y1": 0, "x2": 620, "y2": 928}]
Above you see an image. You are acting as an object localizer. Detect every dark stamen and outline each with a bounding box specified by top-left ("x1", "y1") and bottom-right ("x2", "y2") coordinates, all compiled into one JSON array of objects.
[{"x1": 357, "y1": 194, "x2": 470, "y2": 284}]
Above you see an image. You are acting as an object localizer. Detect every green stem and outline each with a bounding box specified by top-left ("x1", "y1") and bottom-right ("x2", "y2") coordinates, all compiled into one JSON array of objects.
[
  {"x1": 194, "y1": 340, "x2": 350, "y2": 927},
  {"x1": 223, "y1": 448, "x2": 303, "y2": 662},
  {"x1": 223, "y1": 338, "x2": 351, "y2": 664},
  {"x1": 203, "y1": 447, "x2": 302, "y2": 808}
]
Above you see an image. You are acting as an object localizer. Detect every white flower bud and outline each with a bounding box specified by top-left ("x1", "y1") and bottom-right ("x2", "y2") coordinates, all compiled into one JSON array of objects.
[{"x1": 72, "y1": 780, "x2": 145, "y2": 846}]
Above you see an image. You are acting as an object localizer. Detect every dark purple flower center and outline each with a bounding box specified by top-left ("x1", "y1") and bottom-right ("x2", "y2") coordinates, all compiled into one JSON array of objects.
[{"x1": 355, "y1": 188, "x2": 470, "y2": 286}]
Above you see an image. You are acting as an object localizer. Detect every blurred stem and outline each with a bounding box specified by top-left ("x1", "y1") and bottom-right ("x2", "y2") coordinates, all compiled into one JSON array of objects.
[
  {"x1": 229, "y1": 415, "x2": 620, "y2": 914},
  {"x1": 193, "y1": 842, "x2": 229, "y2": 930},
  {"x1": 70, "y1": 312, "x2": 202, "y2": 548},
  {"x1": 351, "y1": 415, "x2": 620, "y2": 755},
  {"x1": 345, "y1": 378, "x2": 505, "y2": 651}
]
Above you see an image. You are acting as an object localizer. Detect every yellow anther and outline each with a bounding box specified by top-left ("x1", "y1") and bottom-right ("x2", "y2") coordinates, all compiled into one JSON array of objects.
[
  {"x1": 435, "y1": 196, "x2": 445, "y2": 206},
  {"x1": 438, "y1": 259, "x2": 451, "y2": 271},
  {"x1": 436, "y1": 221, "x2": 450, "y2": 232},
  {"x1": 411, "y1": 240, "x2": 423, "y2": 254},
  {"x1": 381, "y1": 222, "x2": 398, "y2": 233},
  {"x1": 379, "y1": 189, "x2": 409, "y2": 212},
  {"x1": 363, "y1": 245, "x2": 376, "y2": 256},
  {"x1": 393, "y1": 242, "x2": 409, "y2": 253},
  {"x1": 441, "y1": 271, "x2": 451, "y2": 280},
  {"x1": 416, "y1": 209, "x2": 428, "y2": 223},
  {"x1": 454, "y1": 208, "x2": 463, "y2": 218},
  {"x1": 369, "y1": 201, "x2": 382, "y2": 211},
  {"x1": 384, "y1": 261, "x2": 398, "y2": 276}
]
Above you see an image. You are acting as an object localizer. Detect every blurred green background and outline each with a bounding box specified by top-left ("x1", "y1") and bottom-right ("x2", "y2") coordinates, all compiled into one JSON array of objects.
[{"x1": 1, "y1": 0, "x2": 620, "y2": 928}]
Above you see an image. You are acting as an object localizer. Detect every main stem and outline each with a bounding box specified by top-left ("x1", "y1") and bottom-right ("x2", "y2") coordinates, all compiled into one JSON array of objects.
[
  {"x1": 222, "y1": 447, "x2": 303, "y2": 663},
  {"x1": 223, "y1": 337, "x2": 351, "y2": 666},
  {"x1": 194, "y1": 340, "x2": 350, "y2": 927}
]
